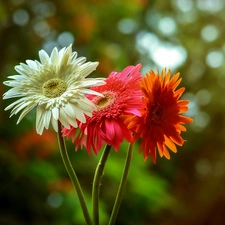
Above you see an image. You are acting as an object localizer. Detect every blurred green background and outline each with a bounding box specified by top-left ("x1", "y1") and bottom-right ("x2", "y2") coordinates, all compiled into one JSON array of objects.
[{"x1": 1, "y1": 0, "x2": 225, "y2": 224}]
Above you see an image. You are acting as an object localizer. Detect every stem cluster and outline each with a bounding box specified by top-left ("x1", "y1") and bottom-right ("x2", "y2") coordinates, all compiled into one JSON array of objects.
[{"x1": 57, "y1": 122, "x2": 133, "y2": 225}]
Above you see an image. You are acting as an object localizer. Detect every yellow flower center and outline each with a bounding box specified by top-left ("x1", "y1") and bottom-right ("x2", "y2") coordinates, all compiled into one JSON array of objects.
[
  {"x1": 97, "y1": 97, "x2": 109, "y2": 106},
  {"x1": 42, "y1": 78, "x2": 67, "y2": 98},
  {"x1": 94, "y1": 92, "x2": 115, "y2": 110}
]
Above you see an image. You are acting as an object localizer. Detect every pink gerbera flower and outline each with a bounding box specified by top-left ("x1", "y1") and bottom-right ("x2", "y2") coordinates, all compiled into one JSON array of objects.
[{"x1": 62, "y1": 64, "x2": 144, "y2": 155}]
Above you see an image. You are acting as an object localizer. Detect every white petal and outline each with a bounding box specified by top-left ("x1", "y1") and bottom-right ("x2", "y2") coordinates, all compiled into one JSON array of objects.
[
  {"x1": 35, "y1": 60, "x2": 41, "y2": 67},
  {"x1": 68, "y1": 117, "x2": 78, "y2": 128},
  {"x1": 64, "y1": 44, "x2": 72, "y2": 57},
  {"x1": 74, "y1": 57, "x2": 87, "y2": 65},
  {"x1": 84, "y1": 110, "x2": 92, "y2": 117},
  {"x1": 10, "y1": 100, "x2": 32, "y2": 115},
  {"x1": 52, "y1": 107, "x2": 59, "y2": 120},
  {"x1": 3, "y1": 80, "x2": 23, "y2": 88},
  {"x1": 44, "y1": 110, "x2": 51, "y2": 129},
  {"x1": 15, "y1": 64, "x2": 31, "y2": 75},
  {"x1": 39, "y1": 50, "x2": 50, "y2": 64},
  {"x1": 78, "y1": 97, "x2": 96, "y2": 111},
  {"x1": 36, "y1": 106, "x2": 45, "y2": 135},
  {"x1": 3, "y1": 89, "x2": 26, "y2": 99},
  {"x1": 45, "y1": 99, "x2": 55, "y2": 110},
  {"x1": 64, "y1": 103, "x2": 75, "y2": 118},
  {"x1": 81, "y1": 89, "x2": 104, "y2": 97},
  {"x1": 70, "y1": 51, "x2": 78, "y2": 61},
  {"x1": 65, "y1": 101, "x2": 87, "y2": 123},
  {"x1": 4, "y1": 98, "x2": 27, "y2": 110},
  {"x1": 59, "y1": 107, "x2": 70, "y2": 129},
  {"x1": 50, "y1": 48, "x2": 59, "y2": 65},
  {"x1": 51, "y1": 117, "x2": 58, "y2": 132},
  {"x1": 26, "y1": 60, "x2": 38, "y2": 70},
  {"x1": 72, "y1": 105, "x2": 86, "y2": 123},
  {"x1": 79, "y1": 78, "x2": 106, "y2": 88},
  {"x1": 67, "y1": 116, "x2": 78, "y2": 128},
  {"x1": 67, "y1": 44, "x2": 73, "y2": 50},
  {"x1": 58, "y1": 47, "x2": 66, "y2": 62},
  {"x1": 7, "y1": 75, "x2": 25, "y2": 80},
  {"x1": 59, "y1": 46, "x2": 71, "y2": 66},
  {"x1": 79, "y1": 62, "x2": 99, "y2": 78},
  {"x1": 16, "y1": 103, "x2": 36, "y2": 124}
]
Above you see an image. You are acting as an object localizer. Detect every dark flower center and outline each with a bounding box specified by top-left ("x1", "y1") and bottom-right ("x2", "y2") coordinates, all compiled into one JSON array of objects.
[
  {"x1": 150, "y1": 103, "x2": 164, "y2": 124},
  {"x1": 42, "y1": 78, "x2": 67, "y2": 98}
]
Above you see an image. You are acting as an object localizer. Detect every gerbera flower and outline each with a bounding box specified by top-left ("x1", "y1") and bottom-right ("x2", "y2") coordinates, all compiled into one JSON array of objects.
[
  {"x1": 124, "y1": 69, "x2": 193, "y2": 163},
  {"x1": 62, "y1": 64, "x2": 144, "y2": 155},
  {"x1": 3, "y1": 44, "x2": 105, "y2": 135}
]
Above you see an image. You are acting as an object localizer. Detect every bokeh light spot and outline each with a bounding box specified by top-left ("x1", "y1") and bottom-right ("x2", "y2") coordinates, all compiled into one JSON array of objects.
[
  {"x1": 118, "y1": 18, "x2": 137, "y2": 34},
  {"x1": 33, "y1": 21, "x2": 50, "y2": 38},
  {"x1": 195, "y1": 158, "x2": 212, "y2": 176},
  {"x1": 57, "y1": 32, "x2": 75, "y2": 47},
  {"x1": 33, "y1": 1, "x2": 56, "y2": 18},
  {"x1": 193, "y1": 111, "x2": 210, "y2": 129},
  {"x1": 206, "y1": 50, "x2": 224, "y2": 68},
  {"x1": 201, "y1": 25, "x2": 219, "y2": 42},
  {"x1": 47, "y1": 192, "x2": 63, "y2": 208},
  {"x1": 158, "y1": 17, "x2": 177, "y2": 35},
  {"x1": 152, "y1": 44, "x2": 187, "y2": 69},
  {"x1": 175, "y1": 0, "x2": 194, "y2": 12},
  {"x1": 13, "y1": 9, "x2": 29, "y2": 26},
  {"x1": 196, "y1": 89, "x2": 212, "y2": 106},
  {"x1": 197, "y1": 0, "x2": 224, "y2": 12}
]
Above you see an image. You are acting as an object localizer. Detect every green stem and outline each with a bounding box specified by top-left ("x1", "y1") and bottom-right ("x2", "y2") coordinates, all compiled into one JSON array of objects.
[
  {"x1": 92, "y1": 145, "x2": 112, "y2": 225},
  {"x1": 57, "y1": 121, "x2": 92, "y2": 225},
  {"x1": 108, "y1": 143, "x2": 134, "y2": 225}
]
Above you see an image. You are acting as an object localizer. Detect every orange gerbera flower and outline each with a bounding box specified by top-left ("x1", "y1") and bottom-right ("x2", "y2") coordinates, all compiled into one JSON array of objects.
[{"x1": 124, "y1": 69, "x2": 193, "y2": 163}]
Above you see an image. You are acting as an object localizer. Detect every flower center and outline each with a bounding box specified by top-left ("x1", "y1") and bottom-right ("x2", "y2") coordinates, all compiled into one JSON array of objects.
[
  {"x1": 150, "y1": 103, "x2": 164, "y2": 124},
  {"x1": 97, "y1": 97, "x2": 109, "y2": 107},
  {"x1": 42, "y1": 78, "x2": 67, "y2": 98},
  {"x1": 94, "y1": 92, "x2": 116, "y2": 110}
]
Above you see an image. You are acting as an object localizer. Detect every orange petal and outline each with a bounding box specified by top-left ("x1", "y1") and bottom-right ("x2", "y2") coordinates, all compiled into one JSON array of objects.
[
  {"x1": 173, "y1": 77, "x2": 182, "y2": 90},
  {"x1": 162, "y1": 144, "x2": 170, "y2": 159},
  {"x1": 175, "y1": 123, "x2": 186, "y2": 132},
  {"x1": 163, "y1": 69, "x2": 171, "y2": 85},
  {"x1": 157, "y1": 143, "x2": 164, "y2": 157},
  {"x1": 168, "y1": 72, "x2": 180, "y2": 89},
  {"x1": 171, "y1": 133, "x2": 184, "y2": 146},
  {"x1": 179, "y1": 115, "x2": 193, "y2": 123},
  {"x1": 165, "y1": 136, "x2": 177, "y2": 153},
  {"x1": 175, "y1": 87, "x2": 185, "y2": 98}
]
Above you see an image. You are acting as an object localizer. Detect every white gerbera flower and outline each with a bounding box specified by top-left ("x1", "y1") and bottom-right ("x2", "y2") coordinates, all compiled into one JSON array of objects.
[{"x1": 3, "y1": 44, "x2": 105, "y2": 135}]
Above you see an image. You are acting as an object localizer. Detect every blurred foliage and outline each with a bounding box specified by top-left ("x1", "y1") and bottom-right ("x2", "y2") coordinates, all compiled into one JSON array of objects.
[{"x1": 1, "y1": 0, "x2": 225, "y2": 224}]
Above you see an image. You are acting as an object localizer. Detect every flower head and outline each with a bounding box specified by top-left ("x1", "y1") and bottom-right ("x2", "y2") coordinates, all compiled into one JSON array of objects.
[
  {"x1": 124, "y1": 69, "x2": 193, "y2": 163},
  {"x1": 3, "y1": 44, "x2": 105, "y2": 134},
  {"x1": 62, "y1": 64, "x2": 144, "y2": 155}
]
